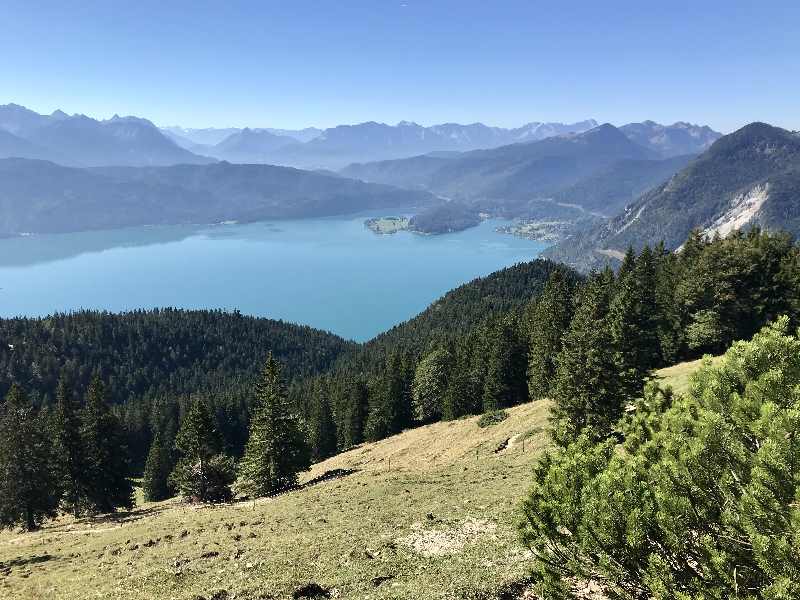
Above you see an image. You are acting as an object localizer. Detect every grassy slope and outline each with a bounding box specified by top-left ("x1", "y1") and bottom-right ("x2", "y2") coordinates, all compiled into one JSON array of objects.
[
  {"x1": 653, "y1": 354, "x2": 722, "y2": 396},
  {"x1": 0, "y1": 361, "x2": 700, "y2": 600}
]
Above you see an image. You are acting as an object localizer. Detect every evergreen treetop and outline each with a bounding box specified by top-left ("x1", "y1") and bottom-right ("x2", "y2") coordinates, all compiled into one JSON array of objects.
[
  {"x1": 237, "y1": 353, "x2": 311, "y2": 497},
  {"x1": 80, "y1": 376, "x2": 134, "y2": 513}
]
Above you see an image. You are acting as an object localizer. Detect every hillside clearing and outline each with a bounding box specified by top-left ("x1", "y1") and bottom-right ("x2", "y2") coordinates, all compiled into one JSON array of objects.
[{"x1": 0, "y1": 360, "x2": 701, "y2": 600}]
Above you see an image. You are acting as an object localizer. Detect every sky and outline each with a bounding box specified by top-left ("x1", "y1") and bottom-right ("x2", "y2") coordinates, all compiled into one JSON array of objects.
[{"x1": 2, "y1": 0, "x2": 799, "y2": 133}]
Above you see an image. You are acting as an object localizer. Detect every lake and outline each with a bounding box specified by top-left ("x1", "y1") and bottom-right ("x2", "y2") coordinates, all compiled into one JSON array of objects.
[{"x1": 0, "y1": 215, "x2": 547, "y2": 341}]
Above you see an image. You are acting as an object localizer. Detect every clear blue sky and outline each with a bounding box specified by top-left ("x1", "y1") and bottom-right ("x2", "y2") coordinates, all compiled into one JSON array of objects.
[{"x1": 2, "y1": 0, "x2": 798, "y2": 132}]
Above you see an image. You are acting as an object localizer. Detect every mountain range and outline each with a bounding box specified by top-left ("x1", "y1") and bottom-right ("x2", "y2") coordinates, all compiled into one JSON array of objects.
[
  {"x1": 0, "y1": 103, "x2": 721, "y2": 173},
  {"x1": 163, "y1": 125, "x2": 323, "y2": 146},
  {"x1": 340, "y1": 123, "x2": 703, "y2": 223},
  {"x1": 0, "y1": 158, "x2": 434, "y2": 236},
  {"x1": 160, "y1": 119, "x2": 603, "y2": 168},
  {"x1": 0, "y1": 104, "x2": 212, "y2": 167},
  {"x1": 543, "y1": 123, "x2": 800, "y2": 270},
  {"x1": 619, "y1": 120, "x2": 721, "y2": 158}
]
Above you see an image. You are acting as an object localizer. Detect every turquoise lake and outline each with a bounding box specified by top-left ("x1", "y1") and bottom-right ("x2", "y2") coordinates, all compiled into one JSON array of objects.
[{"x1": 0, "y1": 216, "x2": 547, "y2": 341}]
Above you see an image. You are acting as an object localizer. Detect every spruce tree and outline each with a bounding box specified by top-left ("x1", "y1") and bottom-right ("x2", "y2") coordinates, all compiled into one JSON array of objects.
[
  {"x1": 142, "y1": 429, "x2": 174, "y2": 502},
  {"x1": 0, "y1": 384, "x2": 61, "y2": 531},
  {"x1": 482, "y1": 315, "x2": 527, "y2": 412},
  {"x1": 365, "y1": 352, "x2": 412, "y2": 440},
  {"x1": 442, "y1": 340, "x2": 468, "y2": 421},
  {"x1": 237, "y1": 354, "x2": 311, "y2": 497},
  {"x1": 51, "y1": 377, "x2": 85, "y2": 516},
  {"x1": 617, "y1": 245, "x2": 637, "y2": 279},
  {"x1": 308, "y1": 380, "x2": 337, "y2": 461},
  {"x1": 527, "y1": 269, "x2": 575, "y2": 400},
  {"x1": 609, "y1": 246, "x2": 662, "y2": 402},
  {"x1": 397, "y1": 352, "x2": 415, "y2": 431},
  {"x1": 550, "y1": 270, "x2": 621, "y2": 445},
  {"x1": 81, "y1": 376, "x2": 134, "y2": 513},
  {"x1": 653, "y1": 242, "x2": 683, "y2": 364},
  {"x1": 340, "y1": 377, "x2": 368, "y2": 448},
  {"x1": 171, "y1": 397, "x2": 234, "y2": 502}
]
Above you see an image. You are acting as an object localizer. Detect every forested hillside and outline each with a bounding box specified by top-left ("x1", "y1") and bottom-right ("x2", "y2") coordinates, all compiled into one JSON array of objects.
[
  {"x1": 2, "y1": 230, "x2": 799, "y2": 547},
  {"x1": 0, "y1": 158, "x2": 436, "y2": 236},
  {"x1": 0, "y1": 309, "x2": 353, "y2": 405},
  {"x1": 0, "y1": 309, "x2": 354, "y2": 468},
  {"x1": 293, "y1": 228, "x2": 800, "y2": 459}
]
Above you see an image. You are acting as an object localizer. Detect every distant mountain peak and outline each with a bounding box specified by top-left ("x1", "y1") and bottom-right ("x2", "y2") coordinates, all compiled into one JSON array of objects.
[{"x1": 620, "y1": 120, "x2": 722, "y2": 158}]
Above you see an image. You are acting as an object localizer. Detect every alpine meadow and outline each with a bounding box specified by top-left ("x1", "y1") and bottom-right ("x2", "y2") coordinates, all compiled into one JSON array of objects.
[{"x1": 1, "y1": 2, "x2": 800, "y2": 599}]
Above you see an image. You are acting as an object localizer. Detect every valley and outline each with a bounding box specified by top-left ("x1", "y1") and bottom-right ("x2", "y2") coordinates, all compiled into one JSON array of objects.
[{"x1": 2, "y1": 5, "x2": 799, "y2": 599}]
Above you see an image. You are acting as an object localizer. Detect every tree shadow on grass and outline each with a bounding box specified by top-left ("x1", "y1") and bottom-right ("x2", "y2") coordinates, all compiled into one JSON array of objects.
[
  {"x1": 73, "y1": 504, "x2": 171, "y2": 526},
  {"x1": 236, "y1": 468, "x2": 361, "y2": 503},
  {"x1": 0, "y1": 553, "x2": 55, "y2": 570}
]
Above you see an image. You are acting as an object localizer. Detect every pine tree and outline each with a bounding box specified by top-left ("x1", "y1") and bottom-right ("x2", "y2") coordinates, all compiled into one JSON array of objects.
[
  {"x1": 550, "y1": 270, "x2": 621, "y2": 445},
  {"x1": 237, "y1": 354, "x2": 311, "y2": 497},
  {"x1": 142, "y1": 429, "x2": 174, "y2": 502},
  {"x1": 483, "y1": 315, "x2": 527, "y2": 412},
  {"x1": 521, "y1": 318, "x2": 800, "y2": 599},
  {"x1": 51, "y1": 377, "x2": 85, "y2": 516},
  {"x1": 609, "y1": 246, "x2": 663, "y2": 401},
  {"x1": 81, "y1": 376, "x2": 134, "y2": 513},
  {"x1": 0, "y1": 384, "x2": 61, "y2": 531},
  {"x1": 527, "y1": 269, "x2": 575, "y2": 400},
  {"x1": 308, "y1": 379, "x2": 337, "y2": 461}
]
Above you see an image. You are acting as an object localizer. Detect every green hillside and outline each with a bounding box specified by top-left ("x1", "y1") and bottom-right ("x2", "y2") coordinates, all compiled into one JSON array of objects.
[{"x1": 0, "y1": 358, "x2": 705, "y2": 600}]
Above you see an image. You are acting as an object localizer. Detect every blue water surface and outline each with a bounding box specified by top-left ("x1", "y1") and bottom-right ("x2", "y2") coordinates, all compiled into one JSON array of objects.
[{"x1": 0, "y1": 216, "x2": 547, "y2": 341}]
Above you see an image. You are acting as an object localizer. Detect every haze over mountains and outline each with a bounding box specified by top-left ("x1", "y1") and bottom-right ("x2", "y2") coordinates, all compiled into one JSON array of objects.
[
  {"x1": 341, "y1": 123, "x2": 702, "y2": 225},
  {"x1": 9, "y1": 98, "x2": 798, "y2": 271},
  {"x1": 0, "y1": 103, "x2": 721, "y2": 172},
  {"x1": 0, "y1": 104, "x2": 212, "y2": 167},
  {"x1": 161, "y1": 119, "x2": 602, "y2": 168}
]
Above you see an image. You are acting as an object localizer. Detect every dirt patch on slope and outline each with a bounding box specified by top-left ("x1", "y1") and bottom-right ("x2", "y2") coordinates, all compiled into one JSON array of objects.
[{"x1": 398, "y1": 518, "x2": 498, "y2": 557}]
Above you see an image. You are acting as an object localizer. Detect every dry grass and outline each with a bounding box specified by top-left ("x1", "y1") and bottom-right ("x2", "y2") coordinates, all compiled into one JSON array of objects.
[
  {"x1": 0, "y1": 402, "x2": 551, "y2": 600},
  {"x1": 653, "y1": 354, "x2": 721, "y2": 396},
  {"x1": 0, "y1": 360, "x2": 706, "y2": 600}
]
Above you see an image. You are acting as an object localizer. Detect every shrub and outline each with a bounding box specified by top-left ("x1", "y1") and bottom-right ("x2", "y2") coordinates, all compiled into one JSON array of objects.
[
  {"x1": 477, "y1": 409, "x2": 508, "y2": 428},
  {"x1": 171, "y1": 454, "x2": 235, "y2": 503},
  {"x1": 519, "y1": 318, "x2": 800, "y2": 599}
]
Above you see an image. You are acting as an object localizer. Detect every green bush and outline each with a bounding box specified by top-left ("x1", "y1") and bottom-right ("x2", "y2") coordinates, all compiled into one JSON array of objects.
[
  {"x1": 477, "y1": 409, "x2": 508, "y2": 428},
  {"x1": 171, "y1": 455, "x2": 235, "y2": 503},
  {"x1": 520, "y1": 317, "x2": 800, "y2": 599}
]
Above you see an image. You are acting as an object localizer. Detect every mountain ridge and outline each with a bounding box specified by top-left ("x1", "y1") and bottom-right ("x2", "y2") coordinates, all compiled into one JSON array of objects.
[
  {"x1": 0, "y1": 158, "x2": 436, "y2": 236},
  {"x1": 543, "y1": 122, "x2": 800, "y2": 270},
  {"x1": 0, "y1": 104, "x2": 213, "y2": 167}
]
